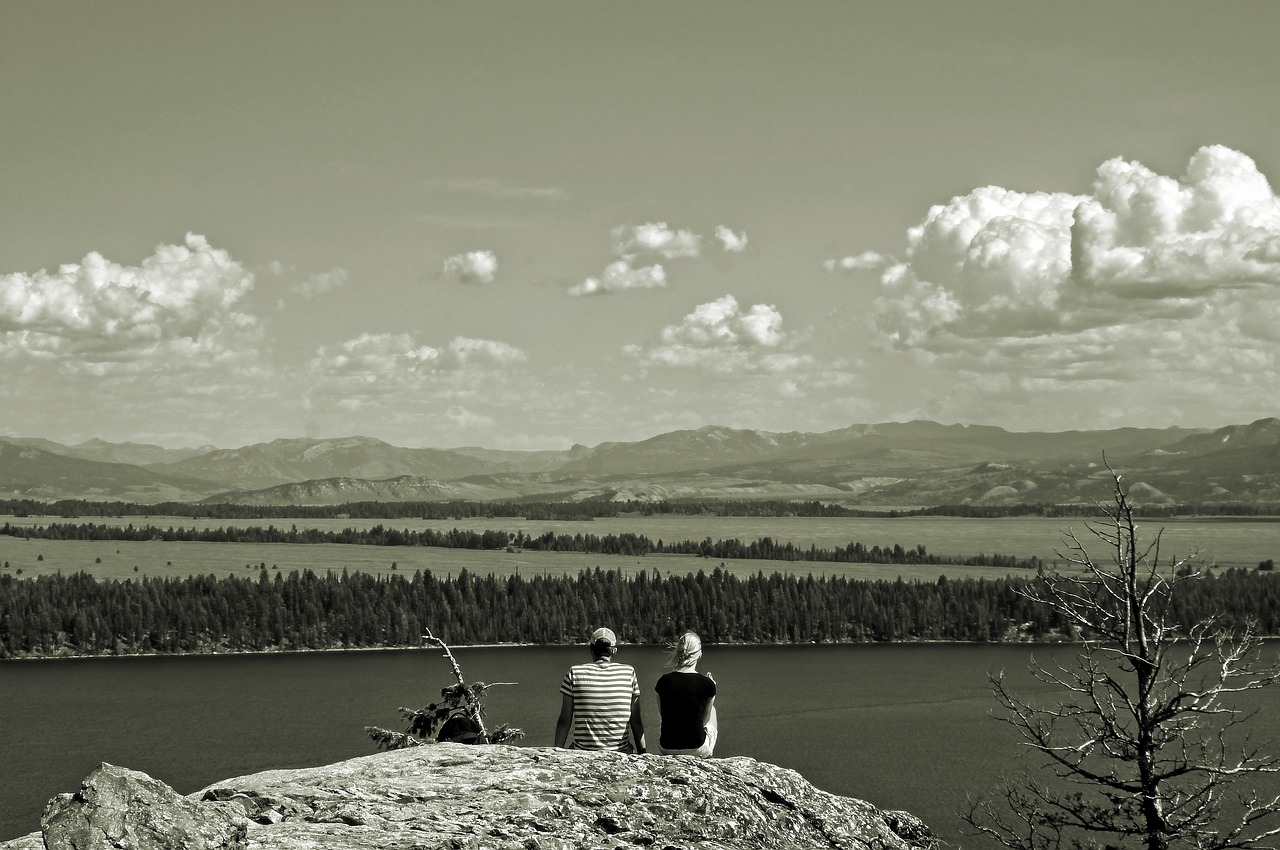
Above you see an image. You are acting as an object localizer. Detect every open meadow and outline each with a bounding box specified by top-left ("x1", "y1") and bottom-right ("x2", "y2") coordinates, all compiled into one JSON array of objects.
[{"x1": 3, "y1": 513, "x2": 1278, "y2": 582}]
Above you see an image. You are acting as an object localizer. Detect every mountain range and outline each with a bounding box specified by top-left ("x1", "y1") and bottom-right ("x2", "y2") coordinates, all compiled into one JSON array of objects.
[{"x1": 3, "y1": 418, "x2": 1280, "y2": 507}]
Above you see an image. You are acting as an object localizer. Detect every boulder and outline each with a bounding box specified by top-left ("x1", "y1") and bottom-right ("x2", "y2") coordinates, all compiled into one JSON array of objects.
[
  {"x1": 38, "y1": 762, "x2": 247, "y2": 850},
  {"x1": 5, "y1": 746, "x2": 934, "y2": 850}
]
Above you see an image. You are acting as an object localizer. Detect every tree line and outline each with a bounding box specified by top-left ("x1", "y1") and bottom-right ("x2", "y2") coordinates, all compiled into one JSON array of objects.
[
  {"x1": 1, "y1": 521, "x2": 1044, "y2": 569},
  {"x1": 3, "y1": 564, "x2": 1279, "y2": 659},
  {"x1": 3, "y1": 497, "x2": 1277, "y2": 521}
]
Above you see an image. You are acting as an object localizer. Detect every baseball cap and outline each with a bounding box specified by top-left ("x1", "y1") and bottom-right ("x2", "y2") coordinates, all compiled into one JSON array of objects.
[{"x1": 591, "y1": 627, "x2": 617, "y2": 647}]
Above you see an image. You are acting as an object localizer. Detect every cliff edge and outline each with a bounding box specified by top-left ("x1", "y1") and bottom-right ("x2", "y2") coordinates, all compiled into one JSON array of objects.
[{"x1": 2, "y1": 744, "x2": 935, "y2": 850}]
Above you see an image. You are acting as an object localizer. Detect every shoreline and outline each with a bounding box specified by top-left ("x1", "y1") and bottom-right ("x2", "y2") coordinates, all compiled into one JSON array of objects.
[{"x1": 14, "y1": 632, "x2": 1277, "y2": 662}]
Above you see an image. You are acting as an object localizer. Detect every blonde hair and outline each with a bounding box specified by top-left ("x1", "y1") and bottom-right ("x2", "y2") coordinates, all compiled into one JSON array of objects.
[{"x1": 665, "y1": 631, "x2": 703, "y2": 670}]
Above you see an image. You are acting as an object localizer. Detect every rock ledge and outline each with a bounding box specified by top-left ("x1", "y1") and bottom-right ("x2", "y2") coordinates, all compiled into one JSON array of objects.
[{"x1": 5, "y1": 745, "x2": 935, "y2": 850}]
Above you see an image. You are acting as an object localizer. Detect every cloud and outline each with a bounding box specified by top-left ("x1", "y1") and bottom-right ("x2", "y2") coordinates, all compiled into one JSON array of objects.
[
  {"x1": 568, "y1": 258, "x2": 667, "y2": 296},
  {"x1": 714, "y1": 225, "x2": 749, "y2": 253},
  {"x1": 427, "y1": 178, "x2": 569, "y2": 202},
  {"x1": 310, "y1": 331, "x2": 527, "y2": 381},
  {"x1": 301, "y1": 330, "x2": 542, "y2": 444},
  {"x1": 626, "y1": 294, "x2": 812, "y2": 374},
  {"x1": 295, "y1": 267, "x2": 349, "y2": 298},
  {"x1": 448, "y1": 336, "x2": 527, "y2": 365},
  {"x1": 571, "y1": 221, "x2": 751, "y2": 296},
  {"x1": 0, "y1": 232, "x2": 260, "y2": 375},
  {"x1": 824, "y1": 251, "x2": 886, "y2": 273},
  {"x1": 442, "y1": 250, "x2": 498, "y2": 284},
  {"x1": 860, "y1": 146, "x2": 1280, "y2": 397},
  {"x1": 612, "y1": 222, "x2": 702, "y2": 259}
]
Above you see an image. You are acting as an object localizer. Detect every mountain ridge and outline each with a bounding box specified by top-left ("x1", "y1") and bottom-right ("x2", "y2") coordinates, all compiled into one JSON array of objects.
[{"x1": 3, "y1": 419, "x2": 1279, "y2": 507}]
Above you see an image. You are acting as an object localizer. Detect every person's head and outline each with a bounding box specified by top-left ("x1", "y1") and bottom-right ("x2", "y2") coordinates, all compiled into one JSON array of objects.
[
  {"x1": 665, "y1": 631, "x2": 702, "y2": 670},
  {"x1": 589, "y1": 627, "x2": 617, "y2": 660}
]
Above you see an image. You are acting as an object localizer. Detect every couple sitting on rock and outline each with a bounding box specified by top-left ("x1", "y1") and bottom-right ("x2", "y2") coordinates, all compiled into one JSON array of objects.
[{"x1": 554, "y1": 627, "x2": 717, "y2": 757}]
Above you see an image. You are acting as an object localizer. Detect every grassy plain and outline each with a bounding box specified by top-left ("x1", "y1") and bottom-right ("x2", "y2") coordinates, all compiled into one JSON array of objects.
[
  {"x1": 2, "y1": 506, "x2": 1280, "y2": 581},
  {"x1": 3, "y1": 514, "x2": 1278, "y2": 583}
]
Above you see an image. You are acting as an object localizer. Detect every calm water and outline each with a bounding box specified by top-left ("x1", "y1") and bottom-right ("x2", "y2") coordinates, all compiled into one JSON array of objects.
[{"x1": 3, "y1": 644, "x2": 1278, "y2": 847}]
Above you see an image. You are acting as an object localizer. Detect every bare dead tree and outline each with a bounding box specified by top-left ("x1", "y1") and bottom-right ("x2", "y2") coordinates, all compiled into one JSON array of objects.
[
  {"x1": 365, "y1": 627, "x2": 524, "y2": 749},
  {"x1": 963, "y1": 465, "x2": 1280, "y2": 850}
]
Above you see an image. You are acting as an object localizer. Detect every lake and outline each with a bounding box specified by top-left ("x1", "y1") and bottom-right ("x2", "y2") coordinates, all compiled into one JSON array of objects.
[{"x1": 4, "y1": 643, "x2": 1278, "y2": 846}]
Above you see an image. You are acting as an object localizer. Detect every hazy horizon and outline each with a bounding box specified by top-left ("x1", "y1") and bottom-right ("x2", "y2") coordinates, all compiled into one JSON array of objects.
[{"x1": 4, "y1": 3, "x2": 1279, "y2": 451}]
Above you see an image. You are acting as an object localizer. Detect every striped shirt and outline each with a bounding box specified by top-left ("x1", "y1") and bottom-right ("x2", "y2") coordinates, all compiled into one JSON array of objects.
[{"x1": 560, "y1": 660, "x2": 640, "y2": 751}]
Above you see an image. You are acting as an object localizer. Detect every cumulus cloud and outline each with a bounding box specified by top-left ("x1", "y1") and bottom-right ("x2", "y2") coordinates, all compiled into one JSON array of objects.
[
  {"x1": 861, "y1": 146, "x2": 1280, "y2": 399},
  {"x1": 824, "y1": 251, "x2": 886, "y2": 273},
  {"x1": 310, "y1": 331, "x2": 527, "y2": 382},
  {"x1": 442, "y1": 250, "x2": 498, "y2": 284},
  {"x1": 568, "y1": 258, "x2": 667, "y2": 296},
  {"x1": 626, "y1": 294, "x2": 811, "y2": 374},
  {"x1": 448, "y1": 336, "x2": 528, "y2": 365},
  {"x1": 0, "y1": 232, "x2": 260, "y2": 375},
  {"x1": 714, "y1": 225, "x2": 749, "y2": 253},
  {"x1": 612, "y1": 222, "x2": 702, "y2": 259},
  {"x1": 302, "y1": 330, "x2": 536, "y2": 441}
]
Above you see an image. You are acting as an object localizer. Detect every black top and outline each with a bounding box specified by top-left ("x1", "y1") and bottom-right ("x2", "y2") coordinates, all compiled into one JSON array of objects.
[{"x1": 655, "y1": 670, "x2": 717, "y2": 749}]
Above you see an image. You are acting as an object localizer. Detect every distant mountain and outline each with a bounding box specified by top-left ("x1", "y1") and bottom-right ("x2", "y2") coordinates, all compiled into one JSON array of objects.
[
  {"x1": 444, "y1": 444, "x2": 591, "y2": 473},
  {"x1": 556, "y1": 421, "x2": 1201, "y2": 479},
  {"x1": 0, "y1": 439, "x2": 218, "y2": 503},
  {"x1": 4, "y1": 419, "x2": 1280, "y2": 507},
  {"x1": 150, "y1": 437, "x2": 503, "y2": 491},
  {"x1": 206, "y1": 475, "x2": 517, "y2": 506},
  {"x1": 2, "y1": 436, "x2": 208, "y2": 466}
]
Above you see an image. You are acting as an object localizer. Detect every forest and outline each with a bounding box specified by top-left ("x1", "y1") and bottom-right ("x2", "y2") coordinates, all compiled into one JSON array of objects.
[
  {"x1": 3, "y1": 564, "x2": 1279, "y2": 659},
  {"x1": 0, "y1": 520, "x2": 1044, "y2": 570}
]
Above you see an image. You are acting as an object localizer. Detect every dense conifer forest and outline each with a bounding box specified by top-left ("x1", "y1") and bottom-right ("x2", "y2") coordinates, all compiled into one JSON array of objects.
[
  {"x1": 0, "y1": 521, "x2": 1044, "y2": 571},
  {"x1": 3, "y1": 564, "x2": 1278, "y2": 659}
]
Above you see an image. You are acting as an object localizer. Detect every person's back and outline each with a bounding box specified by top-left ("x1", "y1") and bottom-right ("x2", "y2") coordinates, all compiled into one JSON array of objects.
[
  {"x1": 655, "y1": 631, "x2": 717, "y2": 757},
  {"x1": 555, "y1": 627, "x2": 645, "y2": 753},
  {"x1": 562, "y1": 657, "x2": 640, "y2": 750},
  {"x1": 655, "y1": 669, "x2": 716, "y2": 750}
]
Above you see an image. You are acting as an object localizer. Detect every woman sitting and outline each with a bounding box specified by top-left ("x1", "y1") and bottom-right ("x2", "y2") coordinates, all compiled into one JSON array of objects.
[{"x1": 654, "y1": 631, "x2": 717, "y2": 757}]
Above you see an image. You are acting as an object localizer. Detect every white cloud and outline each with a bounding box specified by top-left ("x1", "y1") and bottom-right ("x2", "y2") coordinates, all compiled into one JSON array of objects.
[
  {"x1": 612, "y1": 222, "x2": 702, "y2": 259},
  {"x1": 0, "y1": 232, "x2": 260, "y2": 376},
  {"x1": 568, "y1": 258, "x2": 667, "y2": 296},
  {"x1": 628, "y1": 294, "x2": 811, "y2": 374},
  {"x1": 448, "y1": 336, "x2": 528, "y2": 365},
  {"x1": 427, "y1": 178, "x2": 569, "y2": 202},
  {"x1": 860, "y1": 146, "x2": 1280, "y2": 399},
  {"x1": 310, "y1": 331, "x2": 527, "y2": 382},
  {"x1": 292, "y1": 267, "x2": 349, "y2": 298},
  {"x1": 714, "y1": 225, "x2": 749, "y2": 253},
  {"x1": 301, "y1": 330, "x2": 542, "y2": 445},
  {"x1": 442, "y1": 250, "x2": 498, "y2": 284},
  {"x1": 824, "y1": 251, "x2": 886, "y2": 273}
]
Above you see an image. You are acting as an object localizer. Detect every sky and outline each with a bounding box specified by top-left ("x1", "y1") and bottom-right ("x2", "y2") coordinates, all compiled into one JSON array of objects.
[{"x1": 3, "y1": 2, "x2": 1280, "y2": 451}]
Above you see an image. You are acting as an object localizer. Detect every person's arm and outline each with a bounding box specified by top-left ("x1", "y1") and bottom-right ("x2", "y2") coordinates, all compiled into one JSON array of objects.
[
  {"x1": 701, "y1": 694, "x2": 716, "y2": 727},
  {"x1": 554, "y1": 693, "x2": 574, "y2": 748},
  {"x1": 628, "y1": 693, "x2": 646, "y2": 754}
]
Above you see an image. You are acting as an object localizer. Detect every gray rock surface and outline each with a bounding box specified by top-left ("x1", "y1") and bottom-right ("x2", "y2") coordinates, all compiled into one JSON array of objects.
[
  {"x1": 38, "y1": 762, "x2": 248, "y2": 850},
  {"x1": 5, "y1": 745, "x2": 935, "y2": 850}
]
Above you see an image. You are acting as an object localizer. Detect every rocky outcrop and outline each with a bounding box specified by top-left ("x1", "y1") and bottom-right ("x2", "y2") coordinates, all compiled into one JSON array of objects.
[
  {"x1": 4, "y1": 745, "x2": 935, "y2": 850},
  {"x1": 28, "y1": 763, "x2": 247, "y2": 850}
]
